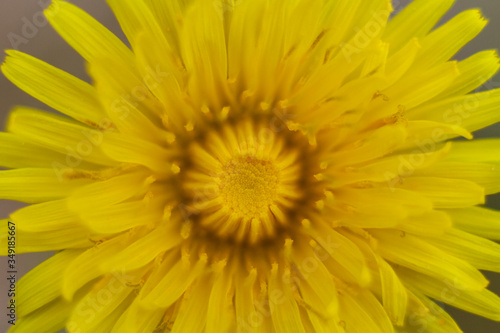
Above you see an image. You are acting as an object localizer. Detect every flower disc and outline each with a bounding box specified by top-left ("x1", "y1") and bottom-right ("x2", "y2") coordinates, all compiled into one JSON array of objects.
[{"x1": 181, "y1": 117, "x2": 321, "y2": 244}]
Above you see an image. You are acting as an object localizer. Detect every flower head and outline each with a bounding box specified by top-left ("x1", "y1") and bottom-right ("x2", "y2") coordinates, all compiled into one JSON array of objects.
[{"x1": 2, "y1": 0, "x2": 500, "y2": 332}]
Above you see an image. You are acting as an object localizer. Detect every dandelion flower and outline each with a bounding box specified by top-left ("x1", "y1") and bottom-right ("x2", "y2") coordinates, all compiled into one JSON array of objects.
[{"x1": 2, "y1": 0, "x2": 500, "y2": 332}]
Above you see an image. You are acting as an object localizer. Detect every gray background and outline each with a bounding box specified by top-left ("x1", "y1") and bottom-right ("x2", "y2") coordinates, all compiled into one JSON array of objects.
[{"x1": 0, "y1": 0, "x2": 499, "y2": 332}]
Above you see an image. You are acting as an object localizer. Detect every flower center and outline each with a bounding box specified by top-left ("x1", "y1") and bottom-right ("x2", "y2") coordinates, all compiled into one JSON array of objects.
[
  {"x1": 179, "y1": 118, "x2": 317, "y2": 244},
  {"x1": 218, "y1": 156, "x2": 280, "y2": 220}
]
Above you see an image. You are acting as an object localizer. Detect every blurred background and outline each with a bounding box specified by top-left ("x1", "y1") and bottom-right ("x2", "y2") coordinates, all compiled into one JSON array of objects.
[{"x1": 0, "y1": 0, "x2": 499, "y2": 332}]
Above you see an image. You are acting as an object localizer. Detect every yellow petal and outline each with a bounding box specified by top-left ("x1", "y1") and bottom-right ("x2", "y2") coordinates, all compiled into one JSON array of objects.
[
  {"x1": 301, "y1": 284, "x2": 343, "y2": 333},
  {"x1": 1, "y1": 50, "x2": 104, "y2": 126},
  {"x1": 61, "y1": 233, "x2": 137, "y2": 300},
  {"x1": 206, "y1": 269, "x2": 234, "y2": 333},
  {"x1": 413, "y1": 10, "x2": 488, "y2": 69},
  {"x1": 305, "y1": 217, "x2": 371, "y2": 286},
  {"x1": 440, "y1": 50, "x2": 500, "y2": 99},
  {"x1": 384, "y1": 38, "x2": 421, "y2": 85},
  {"x1": 292, "y1": 241, "x2": 339, "y2": 318},
  {"x1": 336, "y1": 187, "x2": 433, "y2": 224},
  {"x1": 371, "y1": 229, "x2": 488, "y2": 290},
  {"x1": 106, "y1": 0, "x2": 171, "y2": 55},
  {"x1": 6, "y1": 107, "x2": 116, "y2": 167},
  {"x1": 0, "y1": 168, "x2": 93, "y2": 203},
  {"x1": 365, "y1": 61, "x2": 459, "y2": 123},
  {"x1": 45, "y1": 0, "x2": 133, "y2": 64},
  {"x1": 1, "y1": 227, "x2": 91, "y2": 255},
  {"x1": 86, "y1": 57, "x2": 167, "y2": 141},
  {"x1": 103, "y1": 223, "x2": 182, "y2": 271},
  {"x1": 16, "y1": 250, "x2": 82, "y2": 316},
  {"x1": 79, "y1": 293, "x2": 134, "y2": 333},
  {"x1": 395, "y1": 177, "x2": 484, "y2": 208},
  {"x1": 339, "y1": 142, "x2": 452, "y2": 187},
  {"x1": 444, "y1": 139, "x2": 500, "y2": 163},
  {"x1": 269, "y1": 265, "x2": 306, "y2": 333},
  {"x1": 401, "y1": 290, "x2": 462, "y2": 333},
  {"x1": 67, "y1": 171, "x2": 149, "y2": 211},
  {"x1": 446, "y1": 207, "x2": 500, "y2": 240},
  {"x1": 110, "y1": 297, "x2": 165, "y2": 333},
  {"x1": 11, "y1": 200, "x2": 79, "y2": 233},
  {"x1": 415, "y1": 162, "x2": 500, "y2": 195},
  {"x1": 133, "y1": 32, "x2": 192, "y2": 130},
  {"x1": 398, "y1": 266, "x2": 500, "y2": 321},
  {"x1": 375, "y1": 256, "x2": 408, "y2": 326},
  {"x1": 78, "y1": 200, "x2": 162, "y2": 234},
  {"x1": 170, "y1": 276, "x2": 212, "y2": 333},
  {"x1": 338, "y1": 290, "x2": 394, "y2": 333},
  {"x1": 397, "y1": 210, "x2": 452, "y2": 237},
  {"x1": 409, "y1": 88, "x2": 500, "y2": 133},
  {"x1": 398, "y1": 120, "x2": 472, "y2": 152},
  {"x1": 234, "y1": 268, "x2": 258, "y2": 332},
  {"x1": 140, "y1": 252, "x2": 208, "y2": 309},
  {"x1": 100, "y1": 133, "x2": 175, "y2": 174},
  {"x1": 9, "y1": 298, "x2": 72, "y2": 333},
  {"x1": 68, "y1": 274, "x2": 136, "y2": 333},
  {"x1": 425, "y1": 228, "x2": 500, "y2": 272},
  {"x1": 326, "y1": 125, "x2": 407, "y2": 167},
  {"x1": 3, "y1": 200, "x2": 93, "y2": 254},
  {"x1": 142, "y1": 0, "x2": 185, "y2": 54},
  {"x1": 384, "y1": 0, "x2": 454, "y2": 53},
  {"x1": 180, "y1": 0, "x2": 228, "y2": 108},
  {"x1": 0, "y1": 133, "x2": 100, "y2": 170}
]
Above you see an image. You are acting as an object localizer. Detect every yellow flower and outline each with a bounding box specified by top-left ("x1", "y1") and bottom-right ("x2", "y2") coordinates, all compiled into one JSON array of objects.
[{"x1": 2, "y1": 0, "x2": 500, "y2": 332}]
